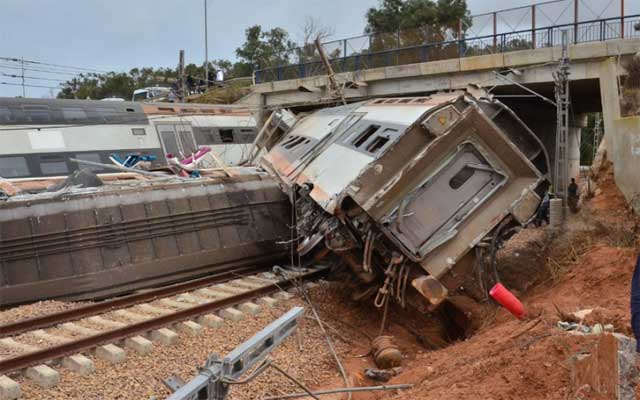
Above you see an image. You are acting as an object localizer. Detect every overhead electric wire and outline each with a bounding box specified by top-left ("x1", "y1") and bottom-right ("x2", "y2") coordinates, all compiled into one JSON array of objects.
[
  {"x1": 0, "y1": 64, "x2": 84, "y2": 76},
  {"x1": 0, "y1": 56, "x2": 109, "y2": 74},
  {"x1": 0, "y1": 82, "x2": 60, "y2": 90},
  {"x1": 0, "y1": 72, "x2": 66, "y2": 83}
]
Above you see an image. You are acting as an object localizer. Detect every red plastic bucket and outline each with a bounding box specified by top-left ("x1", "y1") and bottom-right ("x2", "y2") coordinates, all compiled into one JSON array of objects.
[{"x1": 490, "y1": 282, "x2": 525, "y2": 319}]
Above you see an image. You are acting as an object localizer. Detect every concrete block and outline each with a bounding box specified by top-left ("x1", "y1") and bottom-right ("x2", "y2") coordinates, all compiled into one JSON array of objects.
[
  {"x1": 606, "y1": 37, "x2": 640, "y2": 56},
  {"x1": 247, "y1": 275, "x2": 276, "y2": 284},
  {"x1": 273, "y1": 291, "x2": 294, "y2": 301},
  {"x1": 25, "y1": 365, "x2": 59, "y2": 389},
  {"x1": 195, "y1": 288, "x2": 226, "y2": 298},
  {"x1": 94, "y1": 344, "x2": 126, "y2": 365},
  {"x1": 0, "y1": 375, "x2": 20, "y2": 400},
  {"x1": 220, "y1": 307, "x2": 245, "y2": 321},
  {"x1": 252, "y1": 82, "x2": 273, "y2": 94},
  {"x1": 568, "y1": 41, "x2": 607, "y2": 60},
  {"x1": 256, "y1": 296, "x2": 279, "y2": 308},
  {"x1": 272, "y1": 79, "x2": 299, "y2": 92},
  {"x1": 175, "y1": 293, "x2": 208, "y2": 304},
  {"x1": 212, "y1": 284, "x2": 245, "y2": 295},
  {"x1": 573, "y1": 333, "x2": 637, "y2": 399},
  {"x1": 62, "y1": 354, "x2": 95, "y2": 376},
  {"x1": 238, "y1": 302, "x2": 261, "y2": 315},
  {"x1": 197, "y1": 314, "x2": 224, "y2": 328},
  {"x1": 258, "y1": 272, "x2": 278, "y2": 280},
  {"x1": 229, "y1": 279, "x2": 263, "y2": 289},
  {"x1": 0, "y1": 338, "x2": 38, "y2": 353},
  {"x1": 362, "y1": 67, "x2": 387, "y2": 81},
  {"x1": 419, "y1": 59, "x2": 460, "y2": 75},
  {"x1": 175, "y1": 321, "x2": 202, "y2": 336},
  {"x1": 86, "y1": 316, "x2": 126, "y2": 329},
  {"x1": 157, "y1": 298, "x2": 192, "y2": 310},
  {"x1": 385, "y1": 64, "x2": 422, "y2": 79},
  {"x1": 150, "y1": 328, "x2": 179, "y2": 345},
  {"x1": 59, "y1": 322, "x2": 100, "y2": 337},
  {"x1": 113, "y1": 309, "x2": 150, "y2": 322},
  {"x1": 31, "y1": 329, "x2": 71, "y2": 345},
  {"x1": 503, "y1": 47, "x2": 553, "y2": 66},
  {"x1": 137, "y1": 303, "x2": 172, "y2": 315},
  {"x1": 460, "y1": 53, "x2": 504, "y2": 72},
  {"x1": 124, "y1": 336, "x2": 153, "y2": 355}
]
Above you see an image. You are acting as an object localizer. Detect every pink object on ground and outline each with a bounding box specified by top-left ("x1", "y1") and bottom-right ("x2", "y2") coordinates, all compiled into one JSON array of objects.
[
  {"x1": 490, "y1": 282, "x2": 525, "y2": 319},
  {"x1": 180, "y1": 146, "x2": 211, "y2": 165}
]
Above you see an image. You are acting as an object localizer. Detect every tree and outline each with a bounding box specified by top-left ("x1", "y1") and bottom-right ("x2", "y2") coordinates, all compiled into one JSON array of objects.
[
  {"x1": 235, "y1": 25, "x2": 297, "y2": 70},
  {"x1": 365, "y1": 0, "x2": 470, "y2": 35}
]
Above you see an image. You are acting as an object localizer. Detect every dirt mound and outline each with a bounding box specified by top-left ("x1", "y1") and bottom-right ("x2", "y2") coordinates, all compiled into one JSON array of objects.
[{"x1": 336, "y1": 165, "x2": 640, "y2": 400}]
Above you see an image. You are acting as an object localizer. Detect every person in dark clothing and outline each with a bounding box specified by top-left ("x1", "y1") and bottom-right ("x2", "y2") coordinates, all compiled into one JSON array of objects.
[
  {"x1": 630, "y1": 255, "x2": 640, "y2": 367},
  {"x1": 186, "y1": 75, "x2": 195, "y2": 94},
  {"x1": 568, "y1": 178, "x2": 579, "y2": 213},
  {"x1": 534, "y1": 187, "x2": 553, "y2": 226}
]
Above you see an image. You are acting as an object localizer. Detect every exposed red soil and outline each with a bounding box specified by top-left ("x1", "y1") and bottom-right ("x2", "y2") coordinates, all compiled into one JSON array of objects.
[{"x1": 316, "y1": 163, "x2": 639, "y2": 400}]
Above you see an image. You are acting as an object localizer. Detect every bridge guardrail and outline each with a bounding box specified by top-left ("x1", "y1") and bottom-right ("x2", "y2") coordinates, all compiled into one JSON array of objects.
[{"x1": 255, "y1": 15, "x2": 640, "y2": 84}]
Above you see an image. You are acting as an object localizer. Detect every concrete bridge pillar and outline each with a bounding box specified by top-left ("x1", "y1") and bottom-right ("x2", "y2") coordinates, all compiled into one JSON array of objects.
[{"x1": 598, "y1": 57, "x2": 640, "y2": 211}]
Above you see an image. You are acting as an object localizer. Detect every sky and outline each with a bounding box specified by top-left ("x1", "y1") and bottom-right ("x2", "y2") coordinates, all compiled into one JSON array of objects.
[{"x1": 0, "y1": 0, "x2": 636, "y2": 98}]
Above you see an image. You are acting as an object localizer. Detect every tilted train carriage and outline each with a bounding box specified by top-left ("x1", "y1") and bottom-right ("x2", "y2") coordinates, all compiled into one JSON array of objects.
[{"x1": 261, "y1": 91, "x2": 550, "y2": 313}]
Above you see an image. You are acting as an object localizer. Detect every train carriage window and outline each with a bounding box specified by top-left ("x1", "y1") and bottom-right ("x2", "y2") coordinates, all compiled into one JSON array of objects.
[
  {"x1": 159, "y1": 129, "x2": 180, "y2": 156},
  {"x1": 131, "y1": 128, "x2": 146, "y2": 136},
  {"x1": 75, "y1": 153, "x2": 102, "y2": 171},
  {"x1": 0, "y1": 156, "x2": 30, "y2": 178},
  {"x1": 23, "y1": 105, "x2": 50, "y2": 123},
  {"x1": 40, "y1": 155, "x2": 69, "y2": 175},
  {"x1": 352, "y1": 125, "x2": 380, "y2": 148},
  {"x1": 0, "y1": 107, "x2": 14, "y2": 123},
  {"x1": 177, "y1": 128, "x2": 197, "y2": 155},
  {"x1": 95, "y1": 107, "x2": 120, "y2": 123},
  {"x1": 449, "y1": 166, "x2": 476, "y2": 190},
  {"x1": 62, "y1": 107, "x2": 87, "y2": 122},
  {"x1": 219, "y1": 129, "x2": 234, "y2": 143}
]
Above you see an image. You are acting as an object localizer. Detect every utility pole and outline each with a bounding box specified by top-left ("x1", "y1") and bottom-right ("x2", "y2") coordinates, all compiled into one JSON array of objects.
[
  {"x1": 314, "y1": 37, "x2": 346, "y2": 105},
  {"x1": 204, "y1": 0, "x2": 209, "y2": 85},
  {"x1": 20, "y1": 57, "x2": 25, "y2": 97},
  {"x1": 178, "y1": 50, "x2": 185, "y2": 102},
  {"x1": 553, "y1": 30, "x2": 570, "y2": 204}
]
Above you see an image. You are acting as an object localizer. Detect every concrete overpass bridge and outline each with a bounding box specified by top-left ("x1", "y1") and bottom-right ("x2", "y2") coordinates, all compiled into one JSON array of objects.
[{"x1": 244, "y1": 1, "x2": 640, "y2": 210}]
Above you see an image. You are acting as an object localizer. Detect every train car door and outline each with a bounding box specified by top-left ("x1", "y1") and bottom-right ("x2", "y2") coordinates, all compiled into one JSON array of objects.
[{"x1": 156, "y1": 123, "x2": 198, "y2": 158}]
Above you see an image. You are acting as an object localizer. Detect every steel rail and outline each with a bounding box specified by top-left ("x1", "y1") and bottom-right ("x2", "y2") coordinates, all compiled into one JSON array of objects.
[
  {"x1": 0, "y1": 254, "x2": 279, "y2": 337},
  {"x1": 0, "y1": 268, "x2": 326, "y2": 375}
]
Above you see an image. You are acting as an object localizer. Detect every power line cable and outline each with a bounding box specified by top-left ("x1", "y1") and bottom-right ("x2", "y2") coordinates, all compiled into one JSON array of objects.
[
  {"x1": 0, "y1": 57, "x2": 109, "y2": 74},
  {"x1": 0, "y1": 81, "x2": 60, "y2": 90},
  {"x1": 0, "y1": 72, "x2": 66, "y2": 83},
  {"x1": 0, "y1": 64, "x2": 85, "y2": 77}
]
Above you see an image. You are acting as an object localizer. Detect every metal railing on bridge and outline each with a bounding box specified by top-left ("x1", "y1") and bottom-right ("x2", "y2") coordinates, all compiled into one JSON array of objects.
[{"x1": 255, "y1": 14, "x2": 640, "y2": 84}]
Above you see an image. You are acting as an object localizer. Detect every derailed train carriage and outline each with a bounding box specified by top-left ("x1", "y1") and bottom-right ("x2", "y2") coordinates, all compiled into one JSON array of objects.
[{"x1": 261, "y1": 91, "x2": 549, "y2": 314}]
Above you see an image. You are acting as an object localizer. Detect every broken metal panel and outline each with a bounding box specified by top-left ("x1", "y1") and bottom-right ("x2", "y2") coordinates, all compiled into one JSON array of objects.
[{"x1": 261, "y1": 91, "x2": 549, "y2": 309}]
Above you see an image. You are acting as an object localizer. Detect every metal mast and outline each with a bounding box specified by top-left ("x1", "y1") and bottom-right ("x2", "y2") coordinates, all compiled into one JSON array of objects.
[
  {"x1": 204, "y1": 0, "x2": 209, "y2": 86},
  {"x1": 20, "y1": 57, "x2": 25, "y2": 97},
  {"x1": 553, "y1": 30, "x2": 570, "y2": 203},
  {"x1": 592, "y1": 113, "x2": 603, "y2": 162}
]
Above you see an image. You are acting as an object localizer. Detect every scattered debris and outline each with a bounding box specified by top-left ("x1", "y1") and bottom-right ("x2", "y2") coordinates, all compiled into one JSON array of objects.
[
  {"x1": 364, "y1": 366, "x2": 402, "y2": 382},
  {"x1": 371, "y1": 335, "x2": 402, "y2": 369}
]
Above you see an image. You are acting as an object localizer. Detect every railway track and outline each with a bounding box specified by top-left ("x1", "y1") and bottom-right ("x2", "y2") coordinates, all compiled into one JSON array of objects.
[{"x1": 0, "y1": 266, "x2": 326, "y2": 395}]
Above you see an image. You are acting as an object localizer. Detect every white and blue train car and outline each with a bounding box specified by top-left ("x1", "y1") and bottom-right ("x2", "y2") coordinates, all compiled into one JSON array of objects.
[{"x1": 0, "y1": 98, "x2": 257, "y2": 179}]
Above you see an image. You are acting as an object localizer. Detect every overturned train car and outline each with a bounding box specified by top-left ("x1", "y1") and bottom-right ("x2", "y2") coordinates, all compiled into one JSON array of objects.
[
  {"x1": 261, "y1": 92, "x2": 549, "y2": 312},
  {"x1": 0, "y1": 173, "x2": 290, "y2": 307}
]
